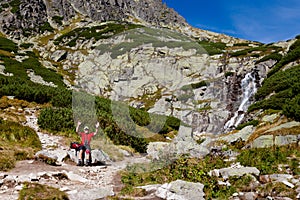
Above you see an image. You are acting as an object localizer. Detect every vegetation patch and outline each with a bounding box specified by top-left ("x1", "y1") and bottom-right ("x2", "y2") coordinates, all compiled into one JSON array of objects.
[
  {"x1": 54, "y1": 22, "x2": 143, "y2": 47},
  {"x1": 237, "y1": 144, "x2": 300, "y2": 175},
  {"x1": 20, "y1": 43, "x2": 34, "y2": 49},
  {"x1": 0, "y1": 118, "x2": 42, "y2": 171},
  {"x1": 121, "y1": 155, "x2": 235, "y2": 199},
  {"x1": 267, "y1": 39, "x2": 300, "y2": 77},
  {"x1": 198, "y1": 40, "x2": 226, "y2": 55},
  {"x1": 9, "y1": 0, "x2": 21, "y2": 13},
  {"x1": 52, "y1": 16, "x2": 64, "y2": 25},
  {"x1": 236, "y1": 120, "x2": 259, "y2": 130},
  {"x1": 230, "y1": 45, "x2": 282, "y2": 57},
  {"x1": 249, "y1": 65, "x2": 300, "y2": 121},
  {"x1": 0, "y1": 36, "x2": 18, "y2": 53},
  {"x1": 97, "y1": 27, "x2": 207, "y2": 58},
  {"x1": 18, "y1": 182, "x2": 69, "y2": 200}
]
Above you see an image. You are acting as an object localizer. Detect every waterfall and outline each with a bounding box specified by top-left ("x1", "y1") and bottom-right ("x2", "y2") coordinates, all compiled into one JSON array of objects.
[{"x1": 224, "y1": 72, "x2": 257, "y2": 131}]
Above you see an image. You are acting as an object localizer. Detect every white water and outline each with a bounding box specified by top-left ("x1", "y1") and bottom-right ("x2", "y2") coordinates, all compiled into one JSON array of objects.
[{"x1": 224, "y1": 72, "x2": 257, "y2": 130}]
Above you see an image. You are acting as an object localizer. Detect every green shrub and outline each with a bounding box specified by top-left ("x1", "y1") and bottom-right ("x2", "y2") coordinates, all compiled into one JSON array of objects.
[
  {"x1": 52, "y1": 16, "x2": 64, "y2": 25},
  {"x1": 267, "y1": 44, "x2": 300, "y2": 77},
  {"x1": 255, "y1": 52, "x2": 282, "y2": 64},
  {"x1": 20, "y1": 43, "x2": 34, "y2": 49},
  {"x1": 225, "y1": 71, "x2": 234, "y2": 77},
  {"x1": 54, "y1": 23, "x2": 143, "y2": 47},
  {"x1": 18, "y1": 182, "x2": 69, "y2": 200},
  {"x1": 39, "y1": 22, "x2": 54, "y2": 33},
  {"x1": 9, "y1": 0, "x2": 21, "y2": 13},
  {"x1": 0, "y1": 36, "x2": 18, "y2": 52},
  {"x1": 233, "y1": 43, "x2": 249, "y2": 47},
  {"x1": 236, "y1": 120, "x2": 259, "y2": 130}
]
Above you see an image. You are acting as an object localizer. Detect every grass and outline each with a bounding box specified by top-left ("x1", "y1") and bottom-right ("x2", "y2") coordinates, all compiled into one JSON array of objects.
[
  {"x1": 18, "y1": 182, "x2": 69, "y2": 200},
  {"x1": 96, "y1": 26, "x2": 207, "y2": 58},
  {"x1": 198, "y1": 40, "x2": 226, "y2": 55},
  {"x1": 230, "y1": 45, "x2": 282, "y2": 57},
  {"x1": 237, "y1": 144, "x2": 300, "y2": 175},
  {"x1": 0, "y1": 118, "x2": 42, "y2": 171}
]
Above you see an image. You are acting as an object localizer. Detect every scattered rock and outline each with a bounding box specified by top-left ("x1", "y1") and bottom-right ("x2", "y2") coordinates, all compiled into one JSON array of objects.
[
  {"x1": 155, "y1": 180, "x2": 205, "y2": 200},
  {"x1": 211, "y1": 164, "x2": 260, "y2": 179},
  {"x1": 68, "y1": 187, "x2": 114, "y2": 200}
]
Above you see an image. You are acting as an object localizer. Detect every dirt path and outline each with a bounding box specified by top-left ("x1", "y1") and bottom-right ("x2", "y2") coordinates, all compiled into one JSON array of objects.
[{"x1": 0, "y1": 108, "x2": 150, "y2": 200}]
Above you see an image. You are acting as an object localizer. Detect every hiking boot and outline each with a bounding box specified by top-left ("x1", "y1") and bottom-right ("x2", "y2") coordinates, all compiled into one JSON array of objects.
[
  {"x1": 77, "y1": 160, "x2": 83, "y2": 166},
  {"x1": 85, "y1": 160, "x2": 90, "y2": 166}
]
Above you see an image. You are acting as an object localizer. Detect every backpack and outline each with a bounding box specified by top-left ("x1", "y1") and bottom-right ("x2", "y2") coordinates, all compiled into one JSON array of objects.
[{"x1": 70, "y1": 142, "x2": 82, "y2": 156}]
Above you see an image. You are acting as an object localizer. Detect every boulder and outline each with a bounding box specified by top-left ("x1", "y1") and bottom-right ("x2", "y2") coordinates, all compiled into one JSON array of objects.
[
  {"x1": 147, "y1": 142, "x2": 170, "y2": 160},
  {"x1": 68, "y1": 149, "x2": 110, "y2": 165},
  {"x1": 220, "y1": 125, "x2": 255, "y2": 143},
  {"x1": 155, "y1": 180, "x2": 205, "y2": 200},
  {"x1": 68, "y1": 187, "x2": 114, "y2": 200},
  {"x1": 275, "y1": 135, "x2": 299, "y2": 146},
  {"x1": 262, "y1": 113, "x2": 279, "y2": 123},
  {"x1": 147, "y1": 126, "x2": 211, "y2": 161},
  {"x1": 211, "y1": 164, "x2": 260, "y2": 179},
  {"x1": 35, "y1": 150, "x2": 60, "y2": 165},
  {"x1": 251, "y1": 135, "x2": 274, "y2": 148},
  {"x1": 50, "y1": 50, "x2": 67, "y2": 62}
]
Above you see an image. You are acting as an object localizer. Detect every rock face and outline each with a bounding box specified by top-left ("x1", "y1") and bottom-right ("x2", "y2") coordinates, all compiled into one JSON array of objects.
[{"x1": 0, "y1": 0, "x2": 186, "y2": 37}]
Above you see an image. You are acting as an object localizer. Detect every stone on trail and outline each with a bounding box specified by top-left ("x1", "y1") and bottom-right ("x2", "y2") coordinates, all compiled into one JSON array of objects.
[{"x1": 68, "y1": 187, "x2": 114, "y2": 200}]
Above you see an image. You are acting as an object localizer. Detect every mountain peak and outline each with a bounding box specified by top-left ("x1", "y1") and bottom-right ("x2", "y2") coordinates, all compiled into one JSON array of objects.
[{"x1": 0, "y1": 0, "x2": 187, "y2": 38}]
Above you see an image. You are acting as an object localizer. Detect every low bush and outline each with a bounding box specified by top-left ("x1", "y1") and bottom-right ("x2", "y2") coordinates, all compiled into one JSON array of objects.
[
  {"x1": 237, "y1": 144, "x2": 300, "y2": 175},
  {"x1": 0, "y1": 36, "x2": 18, "y2": 53},
  {"x1": 18, "y1": 182, "x2": 69, "y2": 200},
  {"x1": 236, "y1": 120, "x2": 259, "y2": 130},
  {"x1": 0, "y1": 119, "x2": 42, "y2": 171},
  {"x1": 198, "y1": 40, "x2": 226, "y2": 55},
  {"x1": 54, "y1": 23, "x2": 143, "y2": 47},
  {"x1": 52, "y1": 16, "x2": 64, "y2": 25}
]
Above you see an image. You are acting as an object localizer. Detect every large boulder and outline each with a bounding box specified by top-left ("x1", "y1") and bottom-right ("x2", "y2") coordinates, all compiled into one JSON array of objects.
[
  {"x1": 68, "y1": 149, "x2": 110, "y2": 165},
  {"x1": 146, "y1": 126, "x2": 211, "y2": 161},
  {"x1": 35, "y1": 149, "x2": 68, "y2": 165},
  {"x1": 219, "y1": 125, "x2": 255, "y2": 143},
  {"x1": 155, "y1": 180, "x2": 205, "y2": 200}
]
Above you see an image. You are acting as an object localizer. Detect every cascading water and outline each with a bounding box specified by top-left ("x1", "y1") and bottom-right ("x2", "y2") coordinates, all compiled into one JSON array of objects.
[{"x1": 224, "y1": 72, "x2": 257, "y2": 131}]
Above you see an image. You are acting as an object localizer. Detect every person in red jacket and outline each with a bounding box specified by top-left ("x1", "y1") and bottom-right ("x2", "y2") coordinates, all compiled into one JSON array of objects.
[{"x1": 76, "y1": 120, "x2": 100, "y2": 166}]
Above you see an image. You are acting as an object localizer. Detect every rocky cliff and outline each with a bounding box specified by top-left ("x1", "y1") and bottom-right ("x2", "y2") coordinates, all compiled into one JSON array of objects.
[{"x1": 0, "y1": 0, "x2": 186, "y2": 38}]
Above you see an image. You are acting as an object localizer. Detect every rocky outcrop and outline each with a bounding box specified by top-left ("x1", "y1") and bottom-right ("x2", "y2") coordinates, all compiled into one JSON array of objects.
[{"x1": 0, "y1": 0, "x2": 186, "y2": 38}]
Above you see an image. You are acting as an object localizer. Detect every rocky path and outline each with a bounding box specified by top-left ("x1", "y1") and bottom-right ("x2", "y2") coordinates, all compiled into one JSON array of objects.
[{"x1": 0, "y1": 108, "x2": 150, "y2": 200}]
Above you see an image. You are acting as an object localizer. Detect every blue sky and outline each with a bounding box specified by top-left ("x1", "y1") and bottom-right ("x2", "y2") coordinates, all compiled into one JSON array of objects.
[{"x1": 162, "y1": 0, "x2": 300, "y2": 43}]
